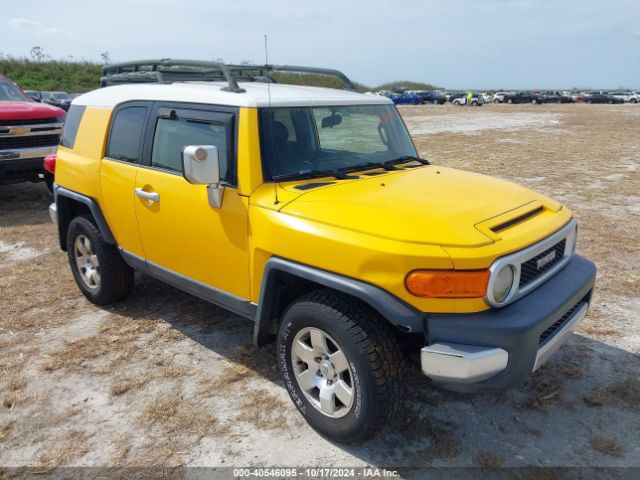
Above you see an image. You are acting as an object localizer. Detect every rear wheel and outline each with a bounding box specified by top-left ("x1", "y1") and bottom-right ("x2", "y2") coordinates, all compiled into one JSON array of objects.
[
  {"x1": 67, "y1": 216, "x2": 134, "y2": 305},
  {"x1": 277, "y1": 290, "x2": 405, "y2": 444},
  {"x1": 507, "y1": 99, "x2": 513, "y2": 104},
  {"x1": 631, "y1": 98, "x2": 637, "y2": 104}
]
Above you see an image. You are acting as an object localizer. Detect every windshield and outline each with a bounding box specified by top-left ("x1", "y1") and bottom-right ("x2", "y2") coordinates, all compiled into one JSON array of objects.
[
  {"x1": 0, "y1": 78, "x2": 29, "y2": 101},
  {"x1": 52, "y1": 92, "x2": 70, "y2": 99},
  {"x1": 259, "y1": 104, "x2": 417, "y2": 180}
]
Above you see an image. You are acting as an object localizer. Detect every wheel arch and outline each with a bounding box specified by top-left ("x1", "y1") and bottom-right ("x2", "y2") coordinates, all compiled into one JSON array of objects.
[
  {"x1": 253, "y1": 257, "x2": 425, "y2": 347},
  {"x1": 54, "y1": 185, "x2": 116, "y2": 251}
]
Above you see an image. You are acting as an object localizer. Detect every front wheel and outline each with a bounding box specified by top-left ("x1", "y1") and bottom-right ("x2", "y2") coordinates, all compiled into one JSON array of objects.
[
  {"x1": 277, "y1": 290, "x2": 405, "y2": 444},
  {"x1": 631, "y1": 99, "x2": 637, "y2": 104},
  {"x1": 67, "y1": 216, "x2": 134, "y2": 305}
]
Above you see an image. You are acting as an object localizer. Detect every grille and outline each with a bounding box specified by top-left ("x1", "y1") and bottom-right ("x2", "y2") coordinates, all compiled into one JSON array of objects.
[
  {"x1": 0, "y1": 134, "x2": 60, "y2": 150},
  {"x1": 294, "y1": 182, "x2": 335, "y2": 190},
  {"x1": 520, "y1": 239, "x2": 566, "y2": 287},
  {"x1": 539, "y1": 297, "x2": 587, "y2": 346},
  {"x1": 0, "y1": 118, "x2": 60, "y2": 126}
]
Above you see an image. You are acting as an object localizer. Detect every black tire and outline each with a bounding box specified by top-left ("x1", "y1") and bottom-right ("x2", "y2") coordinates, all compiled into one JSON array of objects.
[
  {"x1": 507, "y1": 99, "x2": 513, "y2": 104},
  {"x1": 277, "y1": 290, "x2": 405, "y2": 444},
  {"x1": 631, "y1": 99, "x2": 637, "y2": 104},
  {"x1": 67, "y1": 216, "x2": 133, "y2": 305}
]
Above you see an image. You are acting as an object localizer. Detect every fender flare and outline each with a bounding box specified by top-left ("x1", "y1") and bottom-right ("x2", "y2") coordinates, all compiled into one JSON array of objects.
[
  {"x1": 253, "y1": 257, "x2": 425, "y2": 347},
  {"x1": 54, "y1": 184, "x2": 116, "y2": 249}
]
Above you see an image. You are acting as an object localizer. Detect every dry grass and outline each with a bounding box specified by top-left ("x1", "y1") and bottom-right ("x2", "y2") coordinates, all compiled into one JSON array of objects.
[
  {"x1": 7, "y1": 375, "x2": 26, "y2": 391},
  {"x1": 139, "y1": 395, "x2": 220, "y2": 436},
  {"x1": 584, "y1": 377, "x2": 640, "y2": 410},
  {"x1": 198, "y1": 360, "x2": 256, "y2": 397},
  {"x1": 590, "y1": 435, "x2": 625, "y2": 457},
  {"x1": 474, "y1": 451, "x2": 505, "y2": 469},
  {"x1": 0, "y1": 421, "x2": 15, "y2": 441},
  {"x1": 3, "y1": 391, "x2": 27, "y2": 410},
  {"x1": 38, "y1": 430, "x2": 89, "y2": 466},
  {"x1": 110, "y1": 373, "x2": 152, "y2": 396},
  {"x1": 235, "y1": 388, "x2": 291, "y2": 431},
  {"x1": 521, "y1": 368, "x2": 565, "y2": 411}
]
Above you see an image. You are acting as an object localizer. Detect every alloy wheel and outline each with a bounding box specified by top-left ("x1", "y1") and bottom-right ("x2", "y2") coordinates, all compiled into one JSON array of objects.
[
  {"x1": 74, "y1": 234, "x2": 100, "y2": 290},
  {"x1": 291, "y1": 327, "x2": 354, "y2": 418}
]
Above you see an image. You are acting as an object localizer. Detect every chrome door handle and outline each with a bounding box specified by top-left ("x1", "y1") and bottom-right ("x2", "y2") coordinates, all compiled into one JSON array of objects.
[{"x1": 135, "y1": 188, "x2": 160, "y2": 203}]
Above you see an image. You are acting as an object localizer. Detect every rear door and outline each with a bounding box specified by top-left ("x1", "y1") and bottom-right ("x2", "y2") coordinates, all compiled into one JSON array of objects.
[
  {"x1": 133, "y1": 103, "x2": 250, "y2": 300},
  {"x1": 100, "y1": 102, "x2": 151, "y2": 258}
]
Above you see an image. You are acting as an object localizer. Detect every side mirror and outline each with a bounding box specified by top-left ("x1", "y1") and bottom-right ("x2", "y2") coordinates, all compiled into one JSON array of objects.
[{"x1": 182, "y1": 145, "x2": 225, "y2": 208}]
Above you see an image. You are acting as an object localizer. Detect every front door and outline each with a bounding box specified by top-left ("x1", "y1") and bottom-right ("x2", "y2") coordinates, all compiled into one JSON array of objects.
[{"x1": 134, "y1": 103, "x2": 250, "y2": 301}]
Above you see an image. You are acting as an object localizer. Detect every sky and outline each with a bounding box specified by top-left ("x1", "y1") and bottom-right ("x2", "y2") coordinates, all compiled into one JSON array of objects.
[{"x1": 1, "y1": 0, "x2": 639, "y2": 89}]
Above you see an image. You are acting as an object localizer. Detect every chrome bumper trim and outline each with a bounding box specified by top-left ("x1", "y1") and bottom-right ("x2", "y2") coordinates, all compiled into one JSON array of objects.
[
  {"x1": 49, "y1": 203, "x2": 58, "y2": 225},
  {"x1": 0, "y1": 145, "x2": 57, "y2": 161},
  {"x1": 421, "y1": 342, "x2": 509, "y2": 383},
  {"x1": 533, "y1": 302, "x2": 588, "y2": 371}
]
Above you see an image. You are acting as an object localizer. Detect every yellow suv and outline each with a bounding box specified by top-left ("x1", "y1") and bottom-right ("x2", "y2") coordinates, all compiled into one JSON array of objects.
[{"x1": 49, "y1": 60, "x2": 596, "y2": 443}]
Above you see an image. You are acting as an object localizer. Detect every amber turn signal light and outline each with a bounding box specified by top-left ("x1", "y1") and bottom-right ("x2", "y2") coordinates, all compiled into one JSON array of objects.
[{"x1": 405, "y1": 270, "x2": 490, "y2": 298}]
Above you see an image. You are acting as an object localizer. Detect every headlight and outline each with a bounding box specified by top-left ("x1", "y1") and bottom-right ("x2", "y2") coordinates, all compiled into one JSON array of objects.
[{"x1": 492, "y1": 265, "x2": 515, "y2": 303}]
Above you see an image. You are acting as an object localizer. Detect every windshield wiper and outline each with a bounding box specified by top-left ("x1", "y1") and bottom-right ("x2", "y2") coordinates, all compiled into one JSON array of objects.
[
  {"x1": 384, "y1": 155, "x2": 431, "y2": 167},
  {"x1": 273, "y1": 169, "x2": 359, "y2": 182},
  {"x1": 338, "y1": 162, "x2": 402, "y2": 173}
]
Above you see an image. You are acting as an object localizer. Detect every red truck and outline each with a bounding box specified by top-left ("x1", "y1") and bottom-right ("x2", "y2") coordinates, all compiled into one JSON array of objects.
[{"x1": 0, "y1": 75, "x2": 66, "y2": 189}]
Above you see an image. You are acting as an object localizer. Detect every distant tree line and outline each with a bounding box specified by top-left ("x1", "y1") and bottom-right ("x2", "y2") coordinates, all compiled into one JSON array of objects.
[{"x1": 0, "y1": 49, "x2": 440, "y2": 93}]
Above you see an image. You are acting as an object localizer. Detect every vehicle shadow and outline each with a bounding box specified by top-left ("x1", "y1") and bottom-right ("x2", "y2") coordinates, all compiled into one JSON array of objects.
[
  {"x1": 105, "y1": 274, "x2": 640, "y2": 472},
  {"x1": 0, "y1": 183, "x2": 52, "y2": 228}
]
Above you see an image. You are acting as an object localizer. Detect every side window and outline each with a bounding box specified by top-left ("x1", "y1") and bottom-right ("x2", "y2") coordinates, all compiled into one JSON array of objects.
[
  {"x1": 151, "y1": 116, "x2": 230, "y2": 181},
  {"x1": 60, "y1": 105, "x2": 86, "y2": 149},
  {"x1": 106, "y1": 106, "x2": 147, "y2": 163}
]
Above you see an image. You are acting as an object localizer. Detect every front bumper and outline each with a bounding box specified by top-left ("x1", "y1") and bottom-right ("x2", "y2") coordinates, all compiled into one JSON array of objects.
[
  {"x1": 0, "y1": 147, "x2": 56, "y2": 183},
  {"x1": 421, "y1": 254, "x2": 596, "y2": 392}
]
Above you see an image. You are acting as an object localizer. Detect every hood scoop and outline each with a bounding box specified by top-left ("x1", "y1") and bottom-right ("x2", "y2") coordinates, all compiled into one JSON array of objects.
[
  {"x1": 490, "y1": 206, "x2": 544, "y2": 233},
  {"x1": 294, "y1": 182, "x2": 336, "y2": 191}
]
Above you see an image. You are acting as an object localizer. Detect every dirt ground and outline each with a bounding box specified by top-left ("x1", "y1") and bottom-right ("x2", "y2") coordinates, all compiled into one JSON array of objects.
[{"x1": 1, "y1": 103, "x2": 639, "y2": 475}]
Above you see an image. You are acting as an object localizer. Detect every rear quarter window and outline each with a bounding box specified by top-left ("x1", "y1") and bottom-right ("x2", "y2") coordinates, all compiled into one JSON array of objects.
[
  {"x1": 60, "y1": 105, "x2": 86, "y2": 149},
  {"x1": 106, "y1": 106, "x2": 148, "y2": 163}
]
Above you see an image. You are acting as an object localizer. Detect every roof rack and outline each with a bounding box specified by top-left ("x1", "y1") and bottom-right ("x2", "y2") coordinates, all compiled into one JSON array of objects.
[{"x1": 100, "y1": 59, "x2": 356, "y2": 92}]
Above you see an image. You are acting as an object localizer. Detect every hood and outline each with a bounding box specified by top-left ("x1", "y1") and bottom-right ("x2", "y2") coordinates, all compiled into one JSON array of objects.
[
  {"x1": 0, "y1": 101, "x2": 66, "y2": 121},
  {"x1": 278, "y1": 166, "x2": 562, "y2": 248}
]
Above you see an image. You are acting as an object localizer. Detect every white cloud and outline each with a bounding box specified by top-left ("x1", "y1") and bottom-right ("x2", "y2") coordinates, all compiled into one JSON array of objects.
[{"x1": 9, "y1": 18, "x2": 67, "y2": 36}]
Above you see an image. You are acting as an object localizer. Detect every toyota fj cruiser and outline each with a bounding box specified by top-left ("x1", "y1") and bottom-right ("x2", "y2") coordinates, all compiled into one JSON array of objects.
[{"x1": 49, "y1": 60, "x2": 596, "y2": 443}]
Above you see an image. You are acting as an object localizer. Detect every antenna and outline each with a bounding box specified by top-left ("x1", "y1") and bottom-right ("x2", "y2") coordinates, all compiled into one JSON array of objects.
[{"x1": 265, "y1": 33, "x2": 279, "y2": 205}]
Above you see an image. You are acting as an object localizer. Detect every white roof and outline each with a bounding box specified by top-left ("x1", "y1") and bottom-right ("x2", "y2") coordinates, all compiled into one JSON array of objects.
[{"x1": 73, "y1": 82, "x2": 392, "y2": 109}]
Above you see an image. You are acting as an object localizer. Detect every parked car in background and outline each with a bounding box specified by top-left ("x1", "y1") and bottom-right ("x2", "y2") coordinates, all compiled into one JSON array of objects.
[
  {"x1": 583, "y1": 91, "x2": 624, "y2": 104},
  {"x1": 611, "y1": 91, "x2": 640, "y2": 103},
  {"x1": 543, "y1": 91, "x2": 572, "y2": 103},
  {"x1": 502, "y1": 92, "x2": 544, "y2": 104},
  {"x1": 412, "y1": 91, "x2": 446, "y2": 104},
  {"x1": 481, "y1": 92, "x2": 493, "y2": 104},
  {"x1": 25, "y1": 90, "x2": 42, "y2": 102},
  {"x1": 452, "y1": 93, "x2": 484, "y2": 106},
  {"x1": 41, "y1": 91, "x2": 72, "y2": 111},
  {"x1": 492, "y1": 91, "x2": 513, "y2": 103},
  {"x1": 388, "y1": 92, "x2": 421, "y2": 105},
  {"x1": 570, "y1": 92, "x2": 585, "y2": 102},
  {"x1": 0, "y1": 75, "x2": 66, "y2": 189}
]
